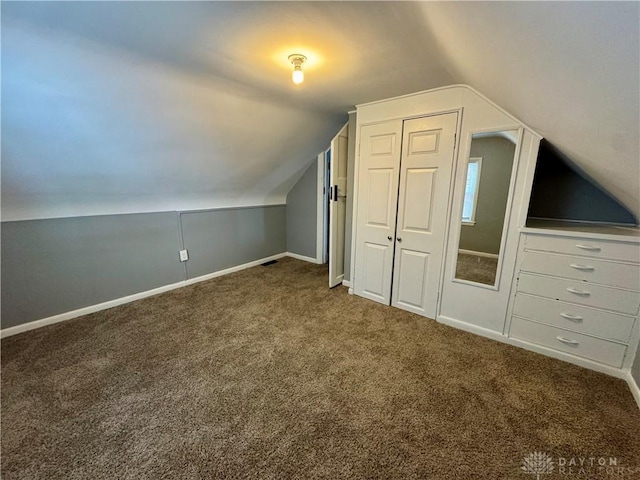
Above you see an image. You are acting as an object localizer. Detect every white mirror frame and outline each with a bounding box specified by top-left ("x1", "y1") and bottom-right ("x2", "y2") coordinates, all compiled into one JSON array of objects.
[{"x1": 450, "y1": 126, "x2": 525, "y2": 291}]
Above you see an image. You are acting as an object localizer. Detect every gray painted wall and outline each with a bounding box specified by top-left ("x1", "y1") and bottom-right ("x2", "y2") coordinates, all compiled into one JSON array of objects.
[
  {"x1": 1, "y1": 212, "x2": 184, "y2": 329},
  {"x1": 181, "y1": 206, "x2": 286, "y2": 279},
  {"x1": 343, "y1": 112, "x2": 356, "y2": 283},
  {"x1": 286, "y1": 161, "x2": 317, "y2": 259},
  {"x1": 1, "y1": 206, "x2": 287, "y2": 329},
  {"x1": 459, "y1": 136, "x2": 516, "y2": 255},
  {"x1": 528, "y1": 140, "x2": 637, "y2": 226}
]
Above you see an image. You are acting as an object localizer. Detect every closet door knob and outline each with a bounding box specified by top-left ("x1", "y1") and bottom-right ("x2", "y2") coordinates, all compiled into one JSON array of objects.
[
  {"x1": 397, "y1": 237, "x2": 402, "y2": 242},
  {"x1": 387, "y1": 236, "x2": 393, "y2": 241}
]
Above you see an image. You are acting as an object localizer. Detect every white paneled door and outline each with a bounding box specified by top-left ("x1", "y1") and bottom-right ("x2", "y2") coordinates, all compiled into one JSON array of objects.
[
  {"x1": 354, "y1": 113, "x2": 458, "y2": 316},
  {"x1": 329, "y1": 123, "x2": 349, "y2": 287},
  {"x1": 354, "y1": 120, "x2": 403, "y2": 304},
  {"x1": 391, "y1": 113, "x2": 458, "y2": 317}
]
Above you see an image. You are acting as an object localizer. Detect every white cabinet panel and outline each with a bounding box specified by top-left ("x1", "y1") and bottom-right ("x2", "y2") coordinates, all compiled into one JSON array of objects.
[
  {"x1": 513, "y1": 293, "x2": 635, "y2": 343},
  {"x1": 520, "y1": 251, "x2": 640, "y2": 291},
  {"x1": 366, "y1": 169, "x2": 395, "y2": 228},
  {"x1": 393, "y1": 249, "x2": 430, "y2": 314},
  {"x1": 509, "y1": 231, "x2": 640, "y2": 372},
  {"x1": 510, "y1": 316, "x2": 627, "y2": 368},
  {"x1": 361, "y1": 242, "x2": 391, "y2": 301},
  {"x1": 401, "y1": 168, "x2": 436, "y2": 233},
  {"x1": 525, "y1": 234, "x2": 640, "y2": 263},
  {"x1": 370, "y1": 133, "x2": 396, "y2": 156},
  {"x1": 407, "y1": 129, "x2": 440, "y2": 154},
  {"x1": 517, "y1": 273, "x2": 639, "y2": 315}
]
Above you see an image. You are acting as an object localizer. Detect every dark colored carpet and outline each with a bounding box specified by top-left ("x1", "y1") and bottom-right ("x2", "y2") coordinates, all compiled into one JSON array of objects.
[{"x1": 2, "y1": 258, "x2": 639, "y2": 479}]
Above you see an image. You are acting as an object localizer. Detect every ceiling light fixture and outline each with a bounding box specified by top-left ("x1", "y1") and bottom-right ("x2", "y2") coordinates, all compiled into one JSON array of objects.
[{"x1": 288, "y1": 54, "x2": 307, "y2": 84}]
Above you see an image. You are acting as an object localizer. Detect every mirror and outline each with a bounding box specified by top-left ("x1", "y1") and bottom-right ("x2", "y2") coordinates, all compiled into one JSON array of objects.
[{"x1": 454, "y1": 130, "x2": 518, "y2": 286}]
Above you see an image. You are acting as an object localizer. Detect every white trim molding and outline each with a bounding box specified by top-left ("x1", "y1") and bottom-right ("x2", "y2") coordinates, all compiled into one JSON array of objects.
[
  {"x1": 461, "y1": 156, "x2": 482, "y2": 224},
  {"x1": 438, "y1": 314, "x2": 630, "y2": 380},
  {"x1": 316, "y1": 151, "x2": 327, "y2": 264},
  {"x1": 341, "y1": 280, "x2": 352, "y2": 288},
  {"x1": 287, "y1": 252, "x2": 322, "y2": 264},
  {"x1": 437, "y1": 315, "x2": 507, "y2": 344},
  {"x1": 457, "y1": 249, "x2": 499, "y2": 259},
  {"x1": 628, "y1": 372, "x2": 640, "y2": 410},
  {"x1": 355, "y1": 85, "x2": 542, "y2": 140},
  {"x1": 1, "y1": 252, "x2": 288, "y2": 339}
]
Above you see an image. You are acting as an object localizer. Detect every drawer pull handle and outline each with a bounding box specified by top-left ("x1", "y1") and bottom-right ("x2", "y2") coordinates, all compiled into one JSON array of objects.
[
  {"x1": 560, "y1": 312, "x2": 583, "y2": 322},
  {"x1": 556, "y1": 336, "x2": 580, "y2": 346},
  {"x1": 576, "y1": 244, "x2": 601, "y2": 252},
  {"x1": 570, "y1": 263, "x2": 595, "y2": 271},
  {"x1": 566, "y1": 287, "x2": 590, "y2": 296}
]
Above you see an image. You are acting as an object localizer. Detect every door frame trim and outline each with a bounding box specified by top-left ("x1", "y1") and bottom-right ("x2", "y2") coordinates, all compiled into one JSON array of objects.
[{"x1": 316, "y1": 151, "x2": 328, "y2": 264}]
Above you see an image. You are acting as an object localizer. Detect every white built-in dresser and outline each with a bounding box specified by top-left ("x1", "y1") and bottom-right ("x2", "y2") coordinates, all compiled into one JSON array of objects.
[{"x1": 507, "y1": 221, "x2": 640, "y2": 374}]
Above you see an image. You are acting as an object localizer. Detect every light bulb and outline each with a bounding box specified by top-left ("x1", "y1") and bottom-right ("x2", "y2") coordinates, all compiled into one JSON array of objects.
[
  {"x1": 292, "y1": 68, "x2": 304, "y2": 84},
  {"x1": 288, "y1": 54, "x2": 307, "y2": 85}
]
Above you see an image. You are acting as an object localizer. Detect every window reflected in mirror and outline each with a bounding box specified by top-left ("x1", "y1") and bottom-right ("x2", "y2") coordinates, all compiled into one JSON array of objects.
[
  {"x1": 462, "y1": 157, "x2": 482, "y2": 224},
  {"x1": 455, "y1": 130, "x2": 518, "y2": 286}
]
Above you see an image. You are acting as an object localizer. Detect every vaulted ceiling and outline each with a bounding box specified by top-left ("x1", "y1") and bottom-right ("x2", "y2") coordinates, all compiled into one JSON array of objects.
[{"x1": 2, "y1": 1, "x2": 638, "y2": 221}]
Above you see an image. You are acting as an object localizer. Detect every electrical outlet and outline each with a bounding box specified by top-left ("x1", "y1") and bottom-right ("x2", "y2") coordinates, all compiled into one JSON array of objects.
[{"x1": 179, "y1": 249, "x2": 189, "y2": 262}]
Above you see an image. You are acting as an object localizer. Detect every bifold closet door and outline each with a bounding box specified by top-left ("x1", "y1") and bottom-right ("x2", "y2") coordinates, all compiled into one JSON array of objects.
[
  {"x1": 390, "y1": 113, "x2": 458, "y2": 318},
  {"x1": 354, "y1": 120, "x2": 403, "y2": 304}
]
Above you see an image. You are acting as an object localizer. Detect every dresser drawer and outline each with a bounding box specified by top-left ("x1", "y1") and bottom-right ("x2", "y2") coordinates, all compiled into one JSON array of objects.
[
  {"x1": 513, "y1": 293, "x2": 635, "y2": 343},
  {"x1": 509, "y1": 316, "x2": 627, "y2": 367},
  {"x1": 520, "y1": 251, "x2": 640, "y2": 291},
  {"x1": 525, "y1": 234, "x2": 640, "y2": 263},
  {"x1": 517, "y1": 273, "x2": 640, "y2": 315}
]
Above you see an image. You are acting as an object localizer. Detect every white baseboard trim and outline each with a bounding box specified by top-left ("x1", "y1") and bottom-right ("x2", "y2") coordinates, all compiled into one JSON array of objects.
[
  {"x1": 342, "y1": 280, "x2": 352, "y2": 288},
  {"x1": 627, "y1": 372, "x2": 640, "y2": 410},
  {"x1": 286, "y1": 252, "x2": 322, "y2": 264},
  {"x1": 182, "y1": 253, "x2": 287, "y2": 286},
  {"x1": 0, "y1": 252, "x2": 287, "y2": 339},
  {"x1": 458, "y1": 249, "x2": 499, "y2": 259},
  {"x1": 506, "y1": 336, "x2": 628, "y2": 379},
  {"x1": 437, "y1": 315, "x2": 507, "y2": 343},
  {"x1": 437, "y1": 315, "x2": 629, "y2": 380}
]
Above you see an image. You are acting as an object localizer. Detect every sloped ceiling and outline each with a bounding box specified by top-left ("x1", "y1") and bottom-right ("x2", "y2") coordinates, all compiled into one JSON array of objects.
[{"x1": 2, "y1": 1, "x2": 638, "y2": 221}]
